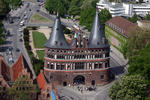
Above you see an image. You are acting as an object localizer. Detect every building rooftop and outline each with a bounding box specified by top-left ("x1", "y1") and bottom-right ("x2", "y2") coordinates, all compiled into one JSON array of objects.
[
  {"x1": 106, "y1": 16, "x2": 137, "y2": 37},
  {"x1": 45, "y1": 12, "x2": 70, "y2": 49},
  {"x1": 88, "y1": 11, "x2": 109, "y2": 48},
  {"x1": 37, "y1": 71, "x2": 47, "y2": 90}
]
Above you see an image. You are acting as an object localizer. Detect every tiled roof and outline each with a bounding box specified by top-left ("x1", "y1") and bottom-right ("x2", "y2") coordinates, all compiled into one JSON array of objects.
[
  {"x1": 105, "y1": 16, "x2": 137, "y2": 37},
  {"x1": 12, "y1": 53, "x2": 24, "y2": 81},
  {"x1": 37, "y1": 71, "x2": 47, "y2": 90}
]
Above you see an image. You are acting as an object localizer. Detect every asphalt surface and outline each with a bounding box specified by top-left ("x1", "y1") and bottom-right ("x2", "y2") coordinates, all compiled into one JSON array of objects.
[{"x1": 2, "y1": 2, "x2": 37, "y2": 79}]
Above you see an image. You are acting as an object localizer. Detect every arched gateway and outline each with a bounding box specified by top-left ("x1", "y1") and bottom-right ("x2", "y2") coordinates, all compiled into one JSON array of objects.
[
  {"x1": 73, "y1": 75, "x2": 85, "y2": 85},
  {"x1": 43, "y1": 11, "x2": 110, "y2": 87}
]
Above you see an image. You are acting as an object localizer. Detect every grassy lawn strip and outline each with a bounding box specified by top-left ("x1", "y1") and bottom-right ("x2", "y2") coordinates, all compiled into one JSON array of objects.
[
  {"x1": 32, "y1": 31, "x2": 47, "y2": 48},
  {"x1": 36, "y1": 50, "x2": 45, "y2": 61},
  {"x1": 30, "y1": 13, "x2": 53, "y2": 23}
]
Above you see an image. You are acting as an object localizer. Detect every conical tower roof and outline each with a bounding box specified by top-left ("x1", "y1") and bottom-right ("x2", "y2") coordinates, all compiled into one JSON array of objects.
[
  {"x1": 45, "y1": 12, "x2": 70, "y2": 49},
  {"x1": 88, "y1": 11, "x2": 109, "y2": 48}
]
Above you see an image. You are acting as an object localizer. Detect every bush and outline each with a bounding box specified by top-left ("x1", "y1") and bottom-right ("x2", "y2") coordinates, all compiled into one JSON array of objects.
[
  {"x1": 26, "y1": 26, "x2": 38, "y2": 30},
  {"x1": 23, "y1": 28, "x2": 43, "y2": 75},
  {"x1": 62, "y1": 25, "x2": 71, "y2": 34}
]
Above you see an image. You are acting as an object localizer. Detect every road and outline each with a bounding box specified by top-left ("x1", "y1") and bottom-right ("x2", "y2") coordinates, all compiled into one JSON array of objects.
[{"x1": 2, "y1": 2, "x2": 37, "y2": 79}]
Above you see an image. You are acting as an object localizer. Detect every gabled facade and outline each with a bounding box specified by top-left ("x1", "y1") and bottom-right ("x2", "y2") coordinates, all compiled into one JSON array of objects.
[
  {"x1": 0, "y1": 53, "x2": 36, "y2": 100},
  {"x1": 0, "y1": 56, "x2": 10, "y2": 100},
  {"x1": 43, "y1": 12, "x2": 110, "y2": 87}
]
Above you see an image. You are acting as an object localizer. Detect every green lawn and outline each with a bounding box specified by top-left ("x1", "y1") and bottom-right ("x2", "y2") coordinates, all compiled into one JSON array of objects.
[
  {"x1": 30, "y1": 13, "x2": 53, "y2": 24},
  {"x1": 36, "y1": 50, "x2": 45, "y2": 61},
  {"x1": 32, "y1": 31, "x2": 47, "y2": 48}
]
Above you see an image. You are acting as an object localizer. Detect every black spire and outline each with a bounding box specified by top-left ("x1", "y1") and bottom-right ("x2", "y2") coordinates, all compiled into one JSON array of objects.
[
  {"x1": 88, "y1": 11, "x2": 109, "y2": 48},
  {"x1": 45, "y1": 12, "x2": 70, "y2": 49}
]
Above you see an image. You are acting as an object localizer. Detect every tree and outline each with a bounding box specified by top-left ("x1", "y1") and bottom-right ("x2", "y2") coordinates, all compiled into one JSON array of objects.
[
  {"x1": 128, "y1": 45, "x2": 150, "y2": 80},
  {"x1": 0, "y1": 20, "x2": 5, "y2": 45},
  {"x1": 109, "y1": 75, "x2": 147, "y2": 100},
  {"x1": 6, "y1": 0, "x2": 21, "y2": 9},
  {"x1": 139, "y1": 0, "x2": 143, "y2": 3},
  {"x1": 144, "y1": 13, "x2": 150, "y2": 20},
  {"x1": 80, "y1": 6, "x2": 96, "y2": 30},
  {"x1": 81, "y1": 0, "x2": 98, "y2": 9},
  {"x1": 128, "y1": 13, "x2": 138, "y2": 23},
  {"x1": 122, "y1": 27, "x2": 150, "y2": 59},
  {"x1": 99, "y1": 8, "x2": 112, "y2": 27},
  {"x1": 0, "y1": 0, "x2": 10, "y2": 17},
  {"x1": 45, "y1": 0, "x2": 67, "y2": 17}
]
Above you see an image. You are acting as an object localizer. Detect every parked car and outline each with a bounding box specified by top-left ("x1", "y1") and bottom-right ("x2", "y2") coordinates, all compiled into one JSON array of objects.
[
  {"x1": 24, "y1": 15, "x2": 28, "y2": 19},
  {"x1": 18, "y1": 28, "x2": 22, "y2": 32},
  {"x1": 20, "y1": 20, "x2": 24, "y2": 26},
  {"x1": 20, "y1": 38, "x2": 23, "y2": 42},
  {"x1": 16, "y1": 48, "x2": 20, "y2": 52}
]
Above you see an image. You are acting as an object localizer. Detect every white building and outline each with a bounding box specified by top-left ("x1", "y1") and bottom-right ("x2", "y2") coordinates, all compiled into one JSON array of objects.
[
  {"x1": 97, "y1": 0, "x2": 125, "y2": 17},
  {"x1": 97, "y1": 0, "x2": 150, "y2": 17}
]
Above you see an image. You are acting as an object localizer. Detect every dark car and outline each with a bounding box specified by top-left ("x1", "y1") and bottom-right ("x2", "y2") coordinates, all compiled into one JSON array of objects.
[
  {"x1": 20, "y1": 38, "x2": 23, "y2": 42},
  {"x1": 16, "y1": 48, "x2": 20, "y2": 52}
]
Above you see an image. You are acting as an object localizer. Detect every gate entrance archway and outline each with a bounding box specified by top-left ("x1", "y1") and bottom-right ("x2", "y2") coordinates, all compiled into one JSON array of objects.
[{"x1": 73, "y1": 75, "x2": 85, "y2": 85}]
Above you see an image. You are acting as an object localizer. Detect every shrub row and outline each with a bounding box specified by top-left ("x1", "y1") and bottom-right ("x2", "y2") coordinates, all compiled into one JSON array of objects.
[{"x1": 23, "y1": 28, "x2": 43, "y2": 75}]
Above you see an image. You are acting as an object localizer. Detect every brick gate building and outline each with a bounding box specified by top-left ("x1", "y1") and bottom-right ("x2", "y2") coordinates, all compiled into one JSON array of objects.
[{"x1": 43, "y1": 11, "x2": 110, "y2": 87}]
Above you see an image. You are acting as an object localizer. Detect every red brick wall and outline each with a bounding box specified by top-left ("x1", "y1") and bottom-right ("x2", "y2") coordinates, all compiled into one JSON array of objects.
[{"x1": 44, "y1": 69, "x2": 109, "y2": 86}]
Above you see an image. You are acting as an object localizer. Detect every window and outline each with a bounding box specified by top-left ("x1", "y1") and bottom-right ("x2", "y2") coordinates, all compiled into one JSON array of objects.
[
  {"x1": 100, "y1": 75, "x2": 104, "y2": 80},
  {"x1": 50, "y1": 75, "x2": 53, "y2": 80}
]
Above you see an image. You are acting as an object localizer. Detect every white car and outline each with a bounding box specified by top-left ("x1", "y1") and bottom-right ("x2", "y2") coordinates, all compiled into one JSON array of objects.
[
  {"x1": 24, "y1": 15, "x2": 28, "y2": 19},
  {"x1": 20, "y1": 20, "x2": 24, "y2": 26},
  {"x1": 18, "y1": 28, "x2": 22, "y2": 32},
  {"x1": 24, "y1": 11, "x2": 27, "y2": 14}
]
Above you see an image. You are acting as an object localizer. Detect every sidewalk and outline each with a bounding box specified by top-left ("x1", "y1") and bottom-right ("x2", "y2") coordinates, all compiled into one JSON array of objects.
[{"x1": 110, "y1": 46, "x2": 128, "y2": 66}]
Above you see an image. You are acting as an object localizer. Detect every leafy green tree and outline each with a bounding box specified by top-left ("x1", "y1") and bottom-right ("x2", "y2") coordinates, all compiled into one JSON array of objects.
[
  {"x1": 0, "y1": 20, "x2": 5, "y2": 45},
  {"x1": 68, "y1": 6, "x2": 81, "y2": 16},
  {"x1": 81, "y1": 0, "x2": 99, "y2": 9},
  {"x1": 80, "y1": 6, "x2": 96, "y2": 30},
  {"x1": 0, "y1": 0, "x2": 10, "y2": 17},
  {"x1": 122, "y1": 27, "x2": 150, "y2": 59},
  {"x1": 139, "y1": 0, "x2": 143, "y2": 3},
  {"x1": 128, "y1": 13, "x2": 138, "y2": 23},
  {"x1": 128, "y1": 45, "x2": 150, "y2": 80},
  {"x1": 45, "y1": 0, "x2": 67, "y2": 17},
  {"x1": 6, "y1": 0, "x2": 21, "y2": 9},
  {"x1": 99, "y1": 8, "x2": 112, "y2": 27},
  {"x1": 109, "y1": 75, "x2": 147, "y2": 100},
  {"x1": 144, "y1": 13, "x2": 150, "y2": 20}
]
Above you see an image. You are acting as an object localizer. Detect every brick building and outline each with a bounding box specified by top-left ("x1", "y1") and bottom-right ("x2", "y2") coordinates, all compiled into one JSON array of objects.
[
  {"x1": 0, "y1": 53, "x2": 36, "y2": 100},
  {"x1": 105, "y1": 16, "x2": 137, "y2": 50},
  {"x1": 42, "y1": 11, "x2": 110, "y2": 87}
]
